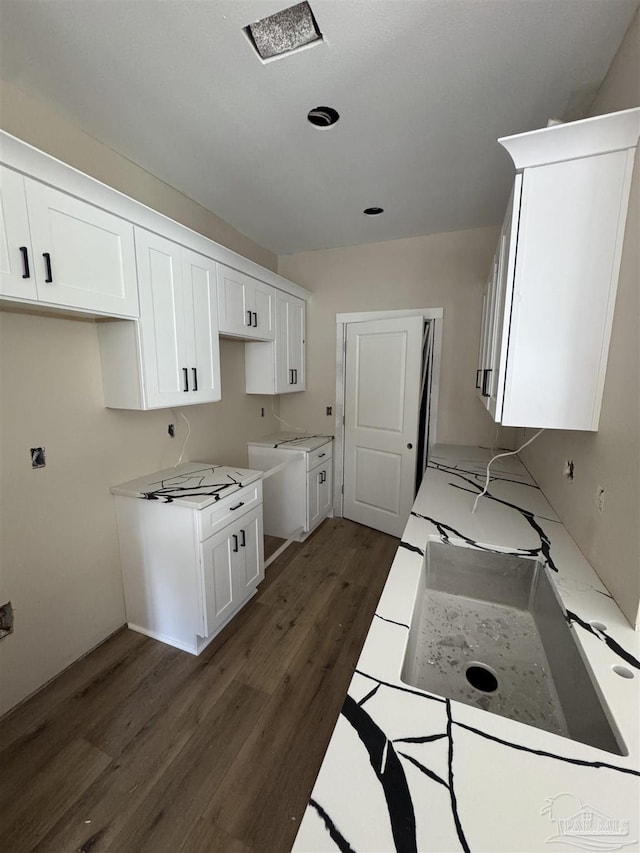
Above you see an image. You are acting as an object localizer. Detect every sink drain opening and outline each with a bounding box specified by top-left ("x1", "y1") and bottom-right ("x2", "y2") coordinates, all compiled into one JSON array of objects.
[{"x1": 465, "y1": 663, "x2": 498, "y2": 693}]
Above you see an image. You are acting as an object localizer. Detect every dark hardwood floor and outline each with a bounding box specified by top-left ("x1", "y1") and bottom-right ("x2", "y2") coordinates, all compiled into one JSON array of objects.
[{"x1": 0, "y1": 518, "x2": 398, "y2": 853}]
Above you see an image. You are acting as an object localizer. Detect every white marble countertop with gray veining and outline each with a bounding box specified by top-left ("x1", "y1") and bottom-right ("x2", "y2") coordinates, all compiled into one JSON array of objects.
[{"x1": 293, "y1": 445, "x2": 640, "y2": 853}]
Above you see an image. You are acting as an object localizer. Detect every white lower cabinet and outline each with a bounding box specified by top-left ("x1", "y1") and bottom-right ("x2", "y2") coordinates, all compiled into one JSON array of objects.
[
  {"x1": 98, "y1": 228, "x2": 221, "y2": 409},
  {"x1": 247, "y1": 436, "x2": 333, "y2": 538},
  {"x1": 201, "y1": 506, "x2": 263, "y2": 637},
  {"x1": 113, "y1": 474, "x2": 264, "y2": 655},
  {"x1": 308, "y1": 459, "x2": 333, "y2": 532}
]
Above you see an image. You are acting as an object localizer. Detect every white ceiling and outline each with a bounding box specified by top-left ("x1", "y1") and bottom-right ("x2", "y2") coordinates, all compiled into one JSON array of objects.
[{"x1": 0, "y1": 1, "x2": 637, "y2": 254}]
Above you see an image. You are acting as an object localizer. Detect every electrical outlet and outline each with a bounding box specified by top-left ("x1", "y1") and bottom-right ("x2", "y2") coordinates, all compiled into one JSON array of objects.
[
  {"x1": 563, "y1": 459, "x2": 575, "y2": 482},
  {"x1": 0, "y1": 601, "x2": 14, "y2": 639},
  {"x1": 595, "y1": 486, "x2": 605, "y2": 512},
  {"x1": 168, "y1": 424, "x2": 175, "y2": 438},
  {"x1": 30, "y1": 447, "x2": 46, "y2": 468},
  {"x1": 326, "y1": 406, "x2": 332, "y2": 416}
]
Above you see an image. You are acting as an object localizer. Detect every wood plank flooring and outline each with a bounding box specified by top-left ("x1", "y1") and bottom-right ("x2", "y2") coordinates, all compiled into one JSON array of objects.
[{"x1": 0, "y1": 518, "x2": 398, "y2": 853}]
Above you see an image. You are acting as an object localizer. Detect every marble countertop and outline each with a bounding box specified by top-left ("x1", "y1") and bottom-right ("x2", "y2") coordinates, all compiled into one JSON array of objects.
[
  {"x1": 294, "y1": 445, "x2": 640, "y2": 853},
  {"x1": 111, "y1": 462, "x2": 262, "y2": 509},
  {"x1": 247, "y1": 432, "x2": 333, "y2": 451}
]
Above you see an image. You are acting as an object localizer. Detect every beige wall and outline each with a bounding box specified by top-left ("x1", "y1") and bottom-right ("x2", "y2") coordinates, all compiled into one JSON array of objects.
[
  {"x1": 278, "y1": 226, "x2": 516, "y2": 448},
  {"x1": 0, "y1": 83, "x2": 281, "y2": 714},
  {"x1": 0, "y1": 79, "x2": 277, "y2": 272},
  {"x1": 0, "y1": 314, "x2": 280, "y2": 714},
  {"x1": 520, "y1": 11, "x2": 640, "y2": 628}
]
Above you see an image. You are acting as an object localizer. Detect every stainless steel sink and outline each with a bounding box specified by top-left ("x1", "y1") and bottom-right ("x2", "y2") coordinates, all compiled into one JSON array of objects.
[{"x1": 401, "y1": 542, "x2": 625, "y2": 755}]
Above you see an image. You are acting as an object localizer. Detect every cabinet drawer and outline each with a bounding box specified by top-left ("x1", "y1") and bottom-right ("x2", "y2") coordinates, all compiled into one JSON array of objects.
[
  {"x1": 307, "y1": 442, "x2": 333, "y2": 471},
  {"x1": 197, "y1": 480, "x2": 263, "y2": 541}
]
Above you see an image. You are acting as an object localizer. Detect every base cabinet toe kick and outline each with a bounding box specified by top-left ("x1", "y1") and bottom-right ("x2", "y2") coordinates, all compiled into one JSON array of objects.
[{"x1": 111, "y1": 464, "x2": 264, "y2": 654}]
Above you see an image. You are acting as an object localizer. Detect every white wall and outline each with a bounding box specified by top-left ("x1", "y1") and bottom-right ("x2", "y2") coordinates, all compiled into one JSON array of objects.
[
  {"x1": 278, "y1": 226, "x2": 516, "y2": 448},
  {"x1": 520, "y1": 11, "x2": 640, "y2": 628},
  {"x1": 0, "y1": 84, "x2": 281, "y2": 715}
]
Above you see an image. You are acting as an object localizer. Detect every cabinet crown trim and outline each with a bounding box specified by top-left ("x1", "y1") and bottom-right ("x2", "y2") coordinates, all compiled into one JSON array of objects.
[{"x1": 499, "y1": 107, "x2": 640, "y2": 170}]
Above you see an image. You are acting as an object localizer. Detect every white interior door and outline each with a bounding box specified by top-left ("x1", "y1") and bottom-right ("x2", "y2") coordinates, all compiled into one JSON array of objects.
[{"x1": 343, "y1": 315, "x2": 423, "y2": 537}]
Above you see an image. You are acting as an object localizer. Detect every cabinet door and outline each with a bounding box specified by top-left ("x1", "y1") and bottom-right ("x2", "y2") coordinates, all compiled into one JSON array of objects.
[
  {"x1": 24, "y1": 178, "x2": 139, "y2": 316},
  {"x1": 217, "y1": 265, "x2": 250, "y2": 336},
  {"x1": 318, "y1": 462, "x2": 333, "y2": 520},
  {"x1": 287, "y1": 295, "x2": 305, "y2": 390},
  {"x1": 274, "y1": 292, "x2": 305, "y2": 394},
  {"x1": 476, "y1": 178, "x2": 521, "y2": 416},
  {"x1": 486, "y1": 180, "x2": 520, "y2": 419},
  {"x1": 235, "y1": 507, "x2": 264, "y2": 595},
  {"x1": 307, "y1": 463, "x2": 325, "y2": 531},
  {"x1": 252, "y1": 280, "x2": 275, "y2": 340},
  {"x1": 182, "y1": 249, "x2": 221, "y2": 403},
  {"x1": 200, "y1": 506, "x2": 264, "y2": 637},
  {"x1": 136, "y1": 228, "x2": 190, "y2": 408},
  {"x1": 217, "y1": 264, "x2": 274, "y2": 340},
  {"x1": 201, "y1": 524, "x2": 237, "y2": 637},
  {"x1": 0, "y1": 166, "x2": 38, "y2": 300},
  {"x1": 503, "y1": 153, "x2": 630, "y2": 429}
]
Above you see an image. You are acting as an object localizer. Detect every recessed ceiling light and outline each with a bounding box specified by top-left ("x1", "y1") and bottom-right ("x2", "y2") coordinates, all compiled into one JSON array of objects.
[
  {"x1": 245, "y1": 2, "x2": 322, "y2": 61},
  {"x1": 307, "y1": 106, "x2": 340, "y2": 128},
  {"x1": 364, "y1": 207, "x2": 384, "y2": 216}
]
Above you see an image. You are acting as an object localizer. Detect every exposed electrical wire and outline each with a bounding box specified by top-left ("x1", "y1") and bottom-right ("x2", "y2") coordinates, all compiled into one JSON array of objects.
[
  {"x1": 472, "y1": 428, "x2": 545, "y2": 514},
  {"x1": 270, "y1": 398, "x2": 305, "y2": 433},
  {"x1": 174, "y1": 411, "x2": 191, "y2": 467}
]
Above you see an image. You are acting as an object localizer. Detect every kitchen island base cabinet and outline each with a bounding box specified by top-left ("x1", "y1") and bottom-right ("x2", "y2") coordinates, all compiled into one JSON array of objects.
[{"x1": 113, "y1": 479, "x2": 264, "y2": 655}]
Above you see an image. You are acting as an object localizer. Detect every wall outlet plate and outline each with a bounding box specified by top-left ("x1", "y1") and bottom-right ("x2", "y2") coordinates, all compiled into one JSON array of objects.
[{"x1": 30, "y1": 447, "x2": 46, "y2": 468}]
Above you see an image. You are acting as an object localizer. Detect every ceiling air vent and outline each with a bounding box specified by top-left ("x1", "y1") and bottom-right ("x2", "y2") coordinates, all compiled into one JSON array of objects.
[{"x1": 245, "y1": 2, "x2": 323, "y2": 61}]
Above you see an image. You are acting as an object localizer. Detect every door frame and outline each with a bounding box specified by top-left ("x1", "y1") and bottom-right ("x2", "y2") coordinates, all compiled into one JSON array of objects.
[{"x1": 334, "y1": 308, "x2": 443, "y2": 519}]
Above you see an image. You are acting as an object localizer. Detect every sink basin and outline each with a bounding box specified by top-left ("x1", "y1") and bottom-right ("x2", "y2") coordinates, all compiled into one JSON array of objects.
[{"x1": 401, "y1": 541, "x2": 625, "y2": 755}]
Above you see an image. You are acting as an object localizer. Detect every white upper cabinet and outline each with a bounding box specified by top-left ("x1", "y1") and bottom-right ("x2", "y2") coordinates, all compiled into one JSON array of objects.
[
  {"x1": 245, "y1": 290, "x2": 306, "y2": 395},
  {"x1": 277, "y1": 291, "x2": 305, "y2": 393},
  {"x1": 0, "y1": 165, "x2": 38, "y2": 301},
  {"x1": 0, "y1": 166, "x2": 138, "y2": 317},
  {"x1": 477, "y1": 180, "x2": 520, "y2": 420},
  {"x1": 478, "y1": 108, "x2": 639, "y2": 431},
  {"x1": 98, "y1": 228, "x2": 221, "y2": 409},
  {"x1": 216, "y1": 263, "x2": 275, "y2": 340}
]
